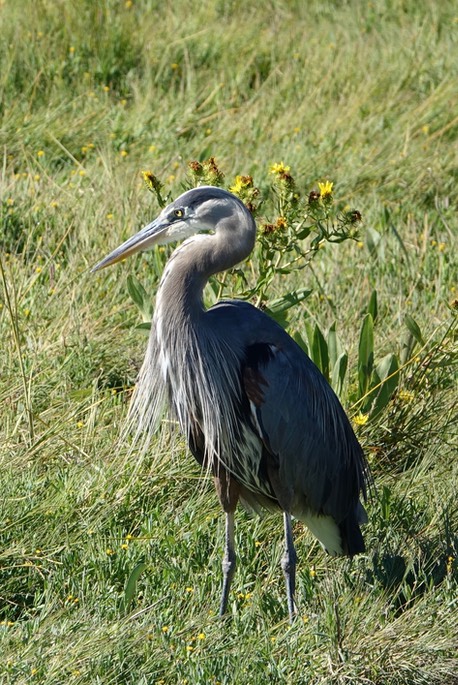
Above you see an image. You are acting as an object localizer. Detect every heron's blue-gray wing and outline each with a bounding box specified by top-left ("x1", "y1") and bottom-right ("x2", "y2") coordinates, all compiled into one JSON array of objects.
[{"x1": 242, "y1": 341, "x2": 368, "y2": 529}]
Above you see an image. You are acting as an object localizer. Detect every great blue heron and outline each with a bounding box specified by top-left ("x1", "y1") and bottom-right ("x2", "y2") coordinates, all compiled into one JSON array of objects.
[{"x1": 92, "y1": 185, "x2": 369, "y2": 622}]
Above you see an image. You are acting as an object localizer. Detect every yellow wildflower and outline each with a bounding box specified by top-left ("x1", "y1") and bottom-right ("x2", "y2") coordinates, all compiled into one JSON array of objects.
[
  {"x1": 398, "y1": 390, "x2": 414, "y2": 404},
  {"x1": 37, "y1": 150, "x2": 44, "y2": 158},
  {"x1": 270, "y1": 162, "x2": 290, "y2": 175},
  {"x1": 318, "y1": 180, "x2": 333, "y2": 197},
  {"x1": 353, "y1": 412, "x2": 369, "y2": 427},
  {"x1": 229, "y1": 175, "x2": 252, "y2": 194},
  {"x1": 120, "y1": 150, "x2": 128, "y2": 157},
  {"x1": 197, "y1": 632, "x2": 205, "y2": 640}
]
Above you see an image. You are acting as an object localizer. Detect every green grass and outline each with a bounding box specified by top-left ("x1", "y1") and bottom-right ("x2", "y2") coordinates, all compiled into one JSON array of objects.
[{"x1": 1, "y1": 0, "x2": 457, "y2": 683}]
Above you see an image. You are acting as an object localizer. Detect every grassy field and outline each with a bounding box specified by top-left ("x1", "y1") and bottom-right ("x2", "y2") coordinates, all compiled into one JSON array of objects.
[{"x1": 1, "y1": 0, "x2": 457, "y2": 683}]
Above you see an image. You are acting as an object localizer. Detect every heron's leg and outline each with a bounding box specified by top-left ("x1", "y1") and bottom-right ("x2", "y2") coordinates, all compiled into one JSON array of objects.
[
  {"x1": 281, "y1": 511, "x2": 297, "y2": 623},
  {"x1": 219, "y1": 509, "x2": 236, "y2": 616},
  {"x1": 214, "y1": 468, "x2": 239, "y2": 617}
]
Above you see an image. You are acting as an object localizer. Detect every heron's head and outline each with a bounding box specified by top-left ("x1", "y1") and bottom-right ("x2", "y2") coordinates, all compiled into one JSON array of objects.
[{"x1": 91, "y1": 185, "x2": 253, "y2": 272}]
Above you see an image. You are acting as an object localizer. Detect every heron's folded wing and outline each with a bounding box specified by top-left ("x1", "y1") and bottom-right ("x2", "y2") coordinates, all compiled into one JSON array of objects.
[{"x1": 242, "y1": 342, "x2": 368, "y2": 522}]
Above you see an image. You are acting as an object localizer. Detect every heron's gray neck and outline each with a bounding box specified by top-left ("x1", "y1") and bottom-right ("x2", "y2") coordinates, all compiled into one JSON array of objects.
[{"x1": 155, "y1": 216, "x2": 255, "y2": 329}]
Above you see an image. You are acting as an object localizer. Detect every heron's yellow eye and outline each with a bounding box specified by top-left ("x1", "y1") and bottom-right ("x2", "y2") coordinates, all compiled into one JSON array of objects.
[{"x1": 173, "y1": 208, "x2": 184, "y2": 219}]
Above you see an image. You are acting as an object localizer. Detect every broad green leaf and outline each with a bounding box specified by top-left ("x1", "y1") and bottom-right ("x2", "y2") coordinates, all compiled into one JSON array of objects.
[
  {"x1": 312, "y1": 323, "x2": 329, "y2": 380},
  {"x1": 404, "y1": 315, "x2": 425, "y2": 346},
  {"x1": 135, "y1": 322, "x2": 152, "y2": 333},
  {"x1": 380, "y1": 485, "x2": 391, "y2": 524},
  {"x1": 266, "y1": 288, "x2": 312, "y2": 314},
  {"x1": 293, "y1": 331, "x2": 309, "y2": 356},
  {"x1": 296, "y1": 225, "x2": 312, "y2": 240},
  {"x1": 123, "y1": 560, "x2": 147, "y2": 611},
  {"x1": 370, "y1": 353, "x2": 400, "y2": 418},
  {"x1": 331, "y1": 351, "x2": 348, "y2": 396},
  {"x1": 127, "y1": 275, "x2": 152, "y2": 322},
  {"x1": 358, "y1": 313, "x2": 374, "y2": 398},
  {"x1": 126, "y1": 274, "x2": 146, "y2": 310},
  {"x1": 327, "y1": 322, "x2": 343, "y2": 370},
  {"x1": 400, "y1": 330, "x2": 415, "y2": 365},
  {"x1": 368, "y1": 289, "x2": 378, "y2": 323}
]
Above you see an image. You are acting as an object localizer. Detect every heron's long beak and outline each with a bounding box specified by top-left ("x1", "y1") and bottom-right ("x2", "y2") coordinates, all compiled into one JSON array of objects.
[{"x1": 91, "y1": 217, "x2": 169, "y2": 272}]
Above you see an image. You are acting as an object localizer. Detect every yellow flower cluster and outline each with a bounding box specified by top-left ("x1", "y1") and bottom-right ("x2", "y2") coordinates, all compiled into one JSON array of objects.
[
  {"x1": 398, "y1": 389, "x2": 415, "y2": 403},
  {"x1": 270, "y1": 162, "x2": 290, "y2": 175}
]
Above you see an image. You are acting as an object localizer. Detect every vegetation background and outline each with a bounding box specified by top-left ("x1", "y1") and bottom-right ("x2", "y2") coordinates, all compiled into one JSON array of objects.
[{"x1": 0, "y1": 0, "x2": 457, "y2": 683}]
